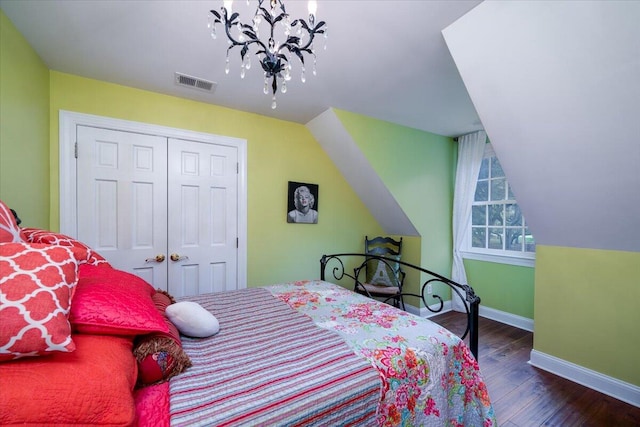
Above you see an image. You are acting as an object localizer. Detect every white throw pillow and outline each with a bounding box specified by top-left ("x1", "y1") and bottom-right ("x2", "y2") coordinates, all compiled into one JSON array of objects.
[{"x1": 165, "y1": 301, "x2": 220, "y2": 338}]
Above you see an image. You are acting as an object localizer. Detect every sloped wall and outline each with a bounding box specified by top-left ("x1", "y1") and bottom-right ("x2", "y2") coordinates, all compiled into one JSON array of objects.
[
  {"x1": 306, "y1": 109, "x2": 418, "y2": 237},
  {"x1": 443, "y1": 1, "x2": 640, "y2": 253},
  {"x1": 443, "y1": 0, "x2": 640, "y2": 396},
  {"x1": 307, "y1": 108, "x2": 458, "y2": 305}
]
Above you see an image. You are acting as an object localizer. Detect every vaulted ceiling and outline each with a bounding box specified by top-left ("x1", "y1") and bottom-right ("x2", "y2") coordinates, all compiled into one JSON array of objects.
[{"x1": 0, "y1": 0, "x2": 483, "y2": 137}]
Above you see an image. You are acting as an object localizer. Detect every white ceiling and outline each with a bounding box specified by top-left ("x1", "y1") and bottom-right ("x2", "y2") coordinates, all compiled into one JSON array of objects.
[{"x1": 0, "y1": 0, "x2": 483, "y2": 138}]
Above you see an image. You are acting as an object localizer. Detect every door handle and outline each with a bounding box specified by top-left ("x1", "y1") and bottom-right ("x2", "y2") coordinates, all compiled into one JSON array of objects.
[
  {"x1": 170, "y1": 253, "x2": 189, "y2": 262},
  {"x1": 145, "y1": 254, "x2": 166, "y2": 263}
]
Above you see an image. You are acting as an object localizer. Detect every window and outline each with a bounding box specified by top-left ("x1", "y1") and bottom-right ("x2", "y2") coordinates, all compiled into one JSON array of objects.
[{"x1": 464, "y1": 144, "x2": 535, "y2": 267}]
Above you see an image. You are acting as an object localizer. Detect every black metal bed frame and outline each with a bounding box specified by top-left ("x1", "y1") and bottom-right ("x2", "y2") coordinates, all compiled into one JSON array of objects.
[{"x1": 320, "y1": 253, "x2": 482, "y2": 360}]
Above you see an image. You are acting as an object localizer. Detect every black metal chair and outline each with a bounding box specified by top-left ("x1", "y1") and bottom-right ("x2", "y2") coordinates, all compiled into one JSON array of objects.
[{"x1": 355, "y1": 236, "x2": 406, "y2": 310}]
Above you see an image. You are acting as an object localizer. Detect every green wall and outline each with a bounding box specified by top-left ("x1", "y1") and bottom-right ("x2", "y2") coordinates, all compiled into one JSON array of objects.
[
  {"x1": 47, "y1": 72, "x2": 383, "y2": 287},
  {"x1": 0, "y1": 11, "x2": 50, "y2": 228},
  {"x1": 464, "y1": 259, "x2": 535, "y2": 319},
  {"x1": 330, "y1": 109, "x2": 535, "y2": 318},
  {"x1": 332, "y1": 109, "x2": 455, "y2": 278},
  {"x1": 535, "y1": 245, "x2": 640, "y2": 385}
]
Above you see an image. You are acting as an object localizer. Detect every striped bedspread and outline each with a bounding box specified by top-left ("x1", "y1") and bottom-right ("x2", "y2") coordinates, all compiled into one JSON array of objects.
[
  {"x1": 268, "y1": 280, "x2": 497, "y2": 427},
  {"x1": 169, "y1": 288, "x2": 382, "y2": 426}
]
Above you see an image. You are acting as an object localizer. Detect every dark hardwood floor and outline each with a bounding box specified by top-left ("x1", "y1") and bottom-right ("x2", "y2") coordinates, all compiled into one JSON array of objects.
[{"x1": 430, "y1": 311, "x2": 640, "y2": 427}]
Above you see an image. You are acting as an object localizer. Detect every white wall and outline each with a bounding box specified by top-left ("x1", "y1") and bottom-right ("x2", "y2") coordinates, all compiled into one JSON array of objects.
[{"x1": 442, "y1": 0, "x2": 640, "y2": 252}]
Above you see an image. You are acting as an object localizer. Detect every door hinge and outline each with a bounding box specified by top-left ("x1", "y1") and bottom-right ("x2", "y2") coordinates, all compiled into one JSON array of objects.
[
  {"x1": 236, "y1": 162, "x2": 239, "y2": 174},
  {"x1": 236, "y1": 237, "x2": 239, "y2": 248},
  {"x1": 74, "y1": 142, "x2": 78, "y2": 159}
]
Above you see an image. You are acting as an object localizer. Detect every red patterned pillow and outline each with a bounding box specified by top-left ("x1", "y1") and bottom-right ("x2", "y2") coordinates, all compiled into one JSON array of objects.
[
  {"x1": 21, "y1": 228, "x2": 109, "y2": 267},
  {"x1": 134, "y1": 290, "x2": 192, "y2": 386},
  {"x1": 69, "y1": 265, "x2": 170, "y2": 336},
  {"x1": 0, "y1": 242, "x2": 81, "y2": 362},
  {"x1": 0, "y1": 200, "x2": 26, "y2": 243}
]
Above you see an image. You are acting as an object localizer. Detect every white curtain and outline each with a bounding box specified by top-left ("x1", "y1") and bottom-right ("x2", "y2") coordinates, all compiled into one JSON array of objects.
[{"x1": 451, "y1": 130, "x2": 486, "y2": 312}]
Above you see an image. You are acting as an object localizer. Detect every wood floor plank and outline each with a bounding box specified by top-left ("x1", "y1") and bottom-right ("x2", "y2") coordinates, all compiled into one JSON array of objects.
[
  {"x1": 505, "y1": 370, "x2": 587, "y2": 425},
  {"x1": 429, "y1": 311, "x2": 640, "y2": 426}
]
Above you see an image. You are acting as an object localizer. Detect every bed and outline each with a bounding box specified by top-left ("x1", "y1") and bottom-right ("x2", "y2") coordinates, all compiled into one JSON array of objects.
[{"x1": 0, "y1": 200, "x2": 495, "y2": 426}]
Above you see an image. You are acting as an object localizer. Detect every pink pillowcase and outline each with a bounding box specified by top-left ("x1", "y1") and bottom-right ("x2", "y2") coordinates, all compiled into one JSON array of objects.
[
  {"x1": 0, "y1": 200, "x2": 26, "y2": 243},
  {"x1": 134, "y1": 382, "x2": 170, "y2": 427},
  {"x1": 69, "y1": 265, "x2": 170, "y2": 336},
  {"x1": 0, "y1": 242, "x2": 82, "y2": 362}
]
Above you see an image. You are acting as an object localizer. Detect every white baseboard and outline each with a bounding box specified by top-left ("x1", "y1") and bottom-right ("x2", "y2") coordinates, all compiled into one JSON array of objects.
[
  {"x1": 407, "y1": 302, "x2": 534, "y2": 332},
  {"x1": 404, "y1": 300, "x2": 452, "y2": 318},
  {"x1": 407, "y1": 302, "x2": 639, "y2": 408},
  {"x1": 529, "y1": 349, "x2": 640, "y2": 408},
  {"x1": 479, "y1": 305, "x2": 534, "y2": 332}
]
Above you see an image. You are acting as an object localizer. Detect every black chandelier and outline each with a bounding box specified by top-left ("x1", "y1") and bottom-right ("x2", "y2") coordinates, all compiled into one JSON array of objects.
[{"x1": 208, "y1": 0, "x2": 327, "y2": 109}]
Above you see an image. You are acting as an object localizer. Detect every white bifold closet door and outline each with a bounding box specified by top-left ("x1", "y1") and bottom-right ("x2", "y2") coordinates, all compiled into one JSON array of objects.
[{"x1": 76, "y1": 126, "x2": 238, "y2": 297}]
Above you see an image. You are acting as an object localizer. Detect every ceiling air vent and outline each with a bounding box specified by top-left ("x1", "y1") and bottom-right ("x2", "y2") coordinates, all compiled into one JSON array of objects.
[{"x1": 175, "y1": 72, "x2": 216, "y2": 93}]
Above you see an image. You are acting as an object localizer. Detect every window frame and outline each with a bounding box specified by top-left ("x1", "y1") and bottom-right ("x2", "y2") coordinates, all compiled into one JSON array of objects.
[{"x1": 461, "y1": 143, "x2": 535, "y2": 268}]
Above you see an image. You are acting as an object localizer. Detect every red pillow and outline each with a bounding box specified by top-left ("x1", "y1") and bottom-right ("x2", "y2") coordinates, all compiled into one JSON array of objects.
[
  {"x1": 69, "y1": 265, "x2": 170, "y2": 336},
  {"x1": 0, "y1": 334, "x2": 137, "y2": 426},
  {"x1": 0, "y1": 200, "x2": 26, "y2": 243},
  {"x1": 134, "y1": 290, "x2": 192, "y2": 386},
  {"x1": 22, "y1": 228, "x2": 109, "y2": 267},
  {"x1": 0, "y1": 242, "x2": 81, "y2": 362}
]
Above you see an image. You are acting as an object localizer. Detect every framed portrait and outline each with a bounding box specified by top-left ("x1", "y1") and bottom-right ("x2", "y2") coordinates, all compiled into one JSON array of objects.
[{"x1": 287, "y1": 181, "x2": 319, "y2": 224}]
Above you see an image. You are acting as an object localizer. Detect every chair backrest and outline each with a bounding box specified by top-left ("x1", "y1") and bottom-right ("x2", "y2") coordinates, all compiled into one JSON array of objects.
[
  {"x1": 364, "y1": 236, "x2": 403, "y2": 287},
  {"x1": 365, "y1": 236, "x2": 402, "y2": 257}
]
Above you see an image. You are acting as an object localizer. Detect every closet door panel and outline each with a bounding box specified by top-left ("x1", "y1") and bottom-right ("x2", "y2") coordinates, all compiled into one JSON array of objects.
[
  {"x1": 73, "y1": 122, "x2": 241, "y2": 295},
  {"x1": 167, "y1": 138, "x2": 238, "y2": 297},
  {"x1": 77, "y1": 126, "x2": 168, "y2": 289}
]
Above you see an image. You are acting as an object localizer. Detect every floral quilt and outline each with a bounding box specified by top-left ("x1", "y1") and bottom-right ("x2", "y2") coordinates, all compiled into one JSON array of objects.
[{"x1": 267, "y1": 280, "x2": 496, "y2": 427}]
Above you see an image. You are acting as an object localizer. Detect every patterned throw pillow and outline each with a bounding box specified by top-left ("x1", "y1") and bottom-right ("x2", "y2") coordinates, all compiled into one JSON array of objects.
[
  {"x1": 0, "y1": 242, "x2": 81, "y2": 362},
  {"x1": 365, "y1": 255, "x2": 401, "y2": 287},
  {"x1": 0, "y1": 200, "x2": 26, "y2": 243},
  {"x1": 134, "y1": 290, "x2": 192, "y2": 386},
  {"x1": 21, "y1": 228, "x2": 109, "y2": 267}
]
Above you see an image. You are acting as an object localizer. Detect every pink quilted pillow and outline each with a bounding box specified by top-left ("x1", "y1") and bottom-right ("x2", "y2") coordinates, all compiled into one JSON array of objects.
[
  {"x1": 0, "y1": 200, "x2": 26, "y2": 243},
  {"x1": 21, "y1": 228, "x2": 109, "y2": 267},
  {"x1": 69, "y1": 265, "x2": 170, "y2": 336},
  {"x1": 0, "y1": 242, "x2": 81, "y2": 362}
]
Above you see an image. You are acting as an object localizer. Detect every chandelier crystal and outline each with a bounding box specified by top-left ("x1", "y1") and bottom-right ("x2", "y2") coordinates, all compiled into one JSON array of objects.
[{"x1": 208, "y1": 0, "x2": 327, "y2": 109}]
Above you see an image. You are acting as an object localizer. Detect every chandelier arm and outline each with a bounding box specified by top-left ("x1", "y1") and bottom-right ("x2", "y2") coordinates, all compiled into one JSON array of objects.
[
  {"x1": 242, "y1": 36, "x2": 269, "y2": 56},
  {"x1": 222, "y1": 24, "x2": 271, "y2": 65},
  {"x1": 220, "y1": 9, "x2": 244, "y2": 47},
  {"x1": 276, "y1": 32, "x2": 319, "y2": 60},
  {"x1": 222, "y1": 23, "x2": 246, "y2": 48},
  {"x1": 278, "y1": 34, "x2": 318, "y2": 66},
  {"x1": 296, "y1": 20, "x2": 326, "y2": 52},
  {"x1": 295, "y1": 36, "x2": 315, "y2": 55}
]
